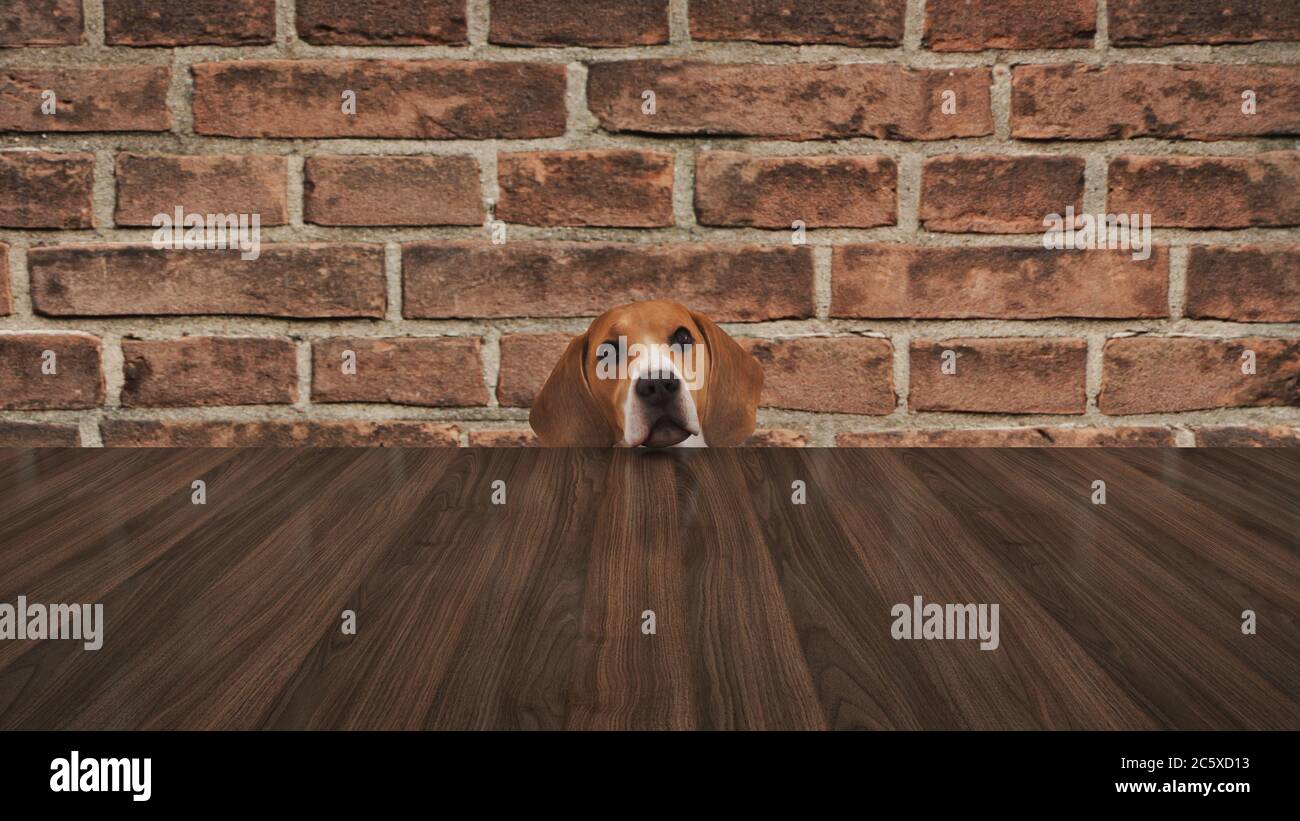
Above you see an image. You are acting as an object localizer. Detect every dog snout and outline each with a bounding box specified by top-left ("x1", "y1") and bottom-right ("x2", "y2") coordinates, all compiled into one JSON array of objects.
[{"x1": 634, "y1": 375, "x2": 680, "y2": 407}]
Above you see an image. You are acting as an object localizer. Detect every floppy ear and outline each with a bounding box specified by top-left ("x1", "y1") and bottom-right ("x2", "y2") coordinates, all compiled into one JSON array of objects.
[
  {"x1": 692, "y1": 310, "x2": 764, "y2": 446},
  {"x1": 529, "y1": 331, "x2": 618, "y2": 446}
]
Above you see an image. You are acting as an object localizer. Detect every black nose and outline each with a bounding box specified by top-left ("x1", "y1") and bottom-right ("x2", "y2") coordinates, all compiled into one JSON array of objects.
[{"x1": 634, "y1": 375, "x2": 680, "y2": 406}]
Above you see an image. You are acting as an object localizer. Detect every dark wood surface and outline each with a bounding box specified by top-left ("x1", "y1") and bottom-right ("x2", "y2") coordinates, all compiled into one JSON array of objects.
[{"x1": 0, "y1": 447, "x2": 1296, "y2": 730}]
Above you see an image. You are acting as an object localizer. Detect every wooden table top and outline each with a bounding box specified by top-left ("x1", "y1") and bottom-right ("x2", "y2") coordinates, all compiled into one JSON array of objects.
[{"x1": 0, "y1": 447, "x2": 1296, "y2": 730}]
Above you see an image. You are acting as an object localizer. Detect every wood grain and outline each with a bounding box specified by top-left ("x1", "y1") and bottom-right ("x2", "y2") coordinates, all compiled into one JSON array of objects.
[{"x1": 0, "y1": 447, "x2": 1295, "y2": 730}]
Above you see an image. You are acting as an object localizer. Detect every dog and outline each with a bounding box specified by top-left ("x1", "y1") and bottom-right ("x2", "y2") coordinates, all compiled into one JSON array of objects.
[{"x1": 529, "y1": 300, "x2": 763, "y2": 447}]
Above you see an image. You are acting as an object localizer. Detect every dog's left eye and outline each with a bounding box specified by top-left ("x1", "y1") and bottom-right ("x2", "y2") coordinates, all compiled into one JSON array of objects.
[{"x1": 671, "y1": 327, "x2": 694, "y2": 347}]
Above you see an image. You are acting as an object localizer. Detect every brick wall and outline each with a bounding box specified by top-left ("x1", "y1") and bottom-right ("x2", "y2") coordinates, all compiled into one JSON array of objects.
[{"x1": 1, "y1": 0, "x2": 1297, "y2": 447}]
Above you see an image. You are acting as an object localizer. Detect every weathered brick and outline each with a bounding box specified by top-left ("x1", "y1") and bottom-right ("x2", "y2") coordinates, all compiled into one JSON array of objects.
[
  {"x1": 115, "y1": 154, "x2": 288, "y2": 227},
  {"x1": 104, "y1": 0, "x2": 275, "y2": 46},
  {"x1": 402, "y1": 242, "x2": 815, "y2": 321},
  {"x1": 1108, "y1": 153, "x2": 1300, "y2": 229},
  {"x1": 741, "y1": 337, "x2": 895, "y2": 415},
  {"x1": 1100, "y1": 337, "x2": 1300, "y2": 414},
  {"x1": 0, "y1": 421, "x2": 80, "y2": 447},
  {"x1": 29, "y1": 244, "x2": 386, "y2": 318},
  {"x1": 7, "y1": 8, "x2": 1298, "y2": 447},
  {"x1": 467, "y1": 429, "x2": 539, "y2": 447},
  {"x1": 1192, "y1": 426, "x2": 1300, "y2": 447},
  {"x1": 0, "y1": 0, "x2": 84, "y2": 46},
  {"x1": 1012, "y1": 64, "x2": 1300, "y2": 140},
  {"x1": 0, "y1": 243, "x2": 10, "y2": 316},
  {"x1": 192, "y1": 60, "x2": 567, "y2": 139},
  {"x1": 0, "y1": 67, "x2": 171, "y2": 133},
  {"x1": 122, "y1": 337, "x2": 298, "y2": 408},
  {"x1": 1109, "y1": 0, "x2": 1300, "y2": 47},
  {"x1": 490, "y1": 0, "x2": 668, "y2": 46},
  {"x1": 311, "y1": 337, "x2": 488, "y2": 407},
  {"x1": 304, "y1": 155, "x2": 482, "y2": 226},
  {"x1": 0, "y1": 151, "x2": 94, "y2": 229},
  {"x1": 910, "y1": 338, "x2": 1088, "y2": 414},
  {"x1": 1185, "y1": 245, "x2": 1300, "y2": 323},
  {"x1": 0, "y1": 332, "x2": 104, "y2": 410},
  {"x1": 588, "y1": 61, "x2": 993, "y2": 140},
  {"x1": 497, "y1": 150, "x2": 675, "y2": 228},
  {"x1": 297, "y1": 0, "x2": 467, "y2": 45},
  {"x1": 497, "y1": 333, "x2": 571, "y2": 408},
  {"x1": 920, "y1": 155, "x2": 1084, "y2": 233},
  {"x1": 745, "y1": 429, "x2": 809, "y2": 447},
  {"x1": 691, "y1": 0, "x2": 905, "y2": 46},
  {"x1": 695, "y1": 153, "x2": 896, "y2": 228},
  {"x1": 837, "y1": 427, "x2": 1176, "y2": 447},
  {"x1": 102, "y1": 420, "x2": 460, "y2": 447},
  {"x1": 924, "y1": 0, "x2": 1094, "y2": 51},
  {"x1": 832, "y1": 245, "x2": 1167, "y2": 319}
]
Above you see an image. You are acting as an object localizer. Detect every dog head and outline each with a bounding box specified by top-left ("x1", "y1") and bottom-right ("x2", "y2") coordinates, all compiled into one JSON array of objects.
[{"x1": 529, "y1": 300, "x2": 763, "y2": 447}]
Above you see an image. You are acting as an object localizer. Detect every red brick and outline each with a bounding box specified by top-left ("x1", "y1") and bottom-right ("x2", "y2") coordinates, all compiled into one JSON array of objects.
[
  {"x1": 491, "y1": 0, "x2": 668, "y2": 46},
  {"x1": 104, "y1": 0, "x2": 275, "y2": 46},
  {"x1": 1109, "y1": 0, "x2": 1300, "y2": 47},
  {"x1": 832, "y1": 245, "x2": 1167, "y2": 319},
  {"x1": 0, "y1": 332, "x2": 104, "y2": 410},
  {"x1": 304, "y1": 155, "x2": 482, "y2": 227},
  {"x1": 1108, "y1": 154, "x2": 1300, "y2": 229},
  {"x1": 745, "y1": 429, "x2": 809, "y2": 447},
  {"x1": 920, "y1": 155, "x2": 1084, "y2": 233},
  {"x1": 0, "y1": 67, "x2": 171, "y2": 133},
  {"x1": 0, "y1": 0, "x2": 84, "y2": 46},
  {"x1": 1185, "y1": 245, "x2": 1300, "y2": 323},
  {"x1": 121, "y1": 337, "x2": 298, "y2": 408},
  {"x1": 1012, "y1": 64, "x2": 1300, "y2": 140},
  {"x1": 296, "y1": 0, "x2": 467, "y2": 45},
  {"x1": 1192, "y1": 426, "x2": 1300, "y2": 447},
  {"x1": 695, "y1": 153, "x2": 896, "y2": 229},
  {"x1": 0, "y1": 421, "x2": 80, "y2": 447},
  {"x1": 742, "y1": 337, "x2": 895, "y2": 415},
  {"x1": 910, "y1": 338, "x2": 1087, "y2": 414},
  {"x1": 691, "y1": 0, "x2": 904, "y2": 46},
  {"x1": 29, "y1": 244, "x2": 386, "y2": 318},
  {"x1": 837, "y1": 427, "x2": 1176, "y2": 447},
  {"x1": 0, "y1": 243, "x2": 10, "y2": 315},
  {"x1": 467, "y1": 429, "x2": 539, "y2": 447},
  {"x1": 402, "y1": 242, "x2": 815, "y2": 321},
  {"x1": 497, "y1": 333, "x2": 571, "y2": 408},
  {"x1": 311, "y1": 337, "x2": 488, "y2": 407},
  {"x1": 192, "y1": 60, "x2": 567, "y2": 139},
  {"x1": 588, "y1": 61, "x2": 993, "y2": 140},
  {"x1": 0, "y1": 151, "x2": 94, "y2": 229},
  {"x1": 497, "y1": 150, "x2": 675, "y2": 228},
  {"x1": 115, "y1": 154, "x2": 288, "y2": 227},
  {"x1": 1100, "y1": 336, "x2": 1300, "y2": 415},
  {"x1": 102, "y1": 420, "x2": 460, "y2": 447},
  {"x1": 924, "y1": 0, "x2": 1095, "y2": 51}
]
